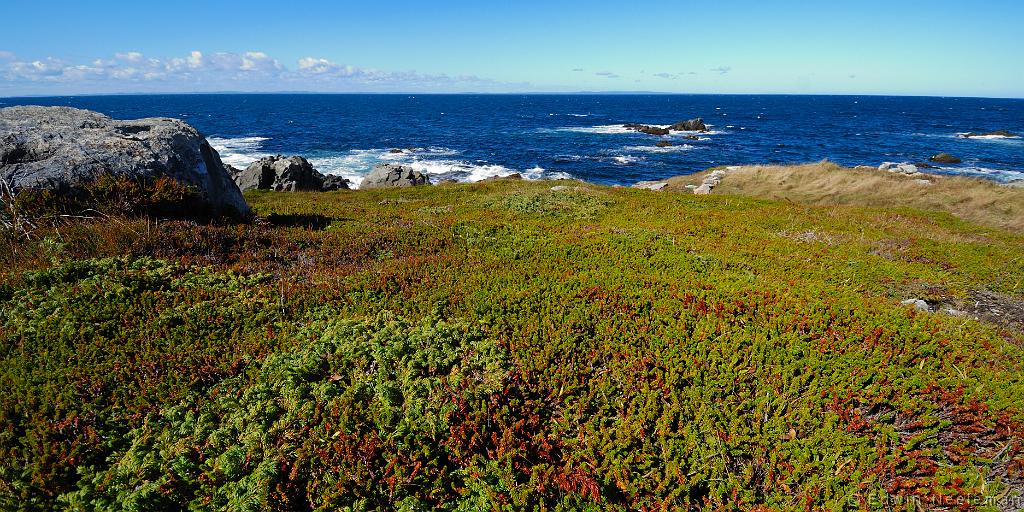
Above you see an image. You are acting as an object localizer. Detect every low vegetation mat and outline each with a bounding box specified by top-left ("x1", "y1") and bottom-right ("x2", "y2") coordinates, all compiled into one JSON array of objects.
[{"x1": 2, "y1": 177, "x2": 1024, "y2": 510}]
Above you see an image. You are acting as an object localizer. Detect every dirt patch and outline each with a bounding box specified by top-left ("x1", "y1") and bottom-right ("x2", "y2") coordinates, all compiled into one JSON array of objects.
[{"x1": 934, "y1": 289, "x2": 1024, "y2": 336}]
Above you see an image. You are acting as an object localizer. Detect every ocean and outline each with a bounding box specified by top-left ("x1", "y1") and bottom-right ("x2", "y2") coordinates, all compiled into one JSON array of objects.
[{"x1": 2, "y1": 94, "x2": 1022, "y2": 187}]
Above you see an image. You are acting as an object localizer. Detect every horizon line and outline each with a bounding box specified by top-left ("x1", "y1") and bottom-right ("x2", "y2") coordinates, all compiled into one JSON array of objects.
[{"x1": 3, "y1": 91, "x2": 1024, "y2": 101}]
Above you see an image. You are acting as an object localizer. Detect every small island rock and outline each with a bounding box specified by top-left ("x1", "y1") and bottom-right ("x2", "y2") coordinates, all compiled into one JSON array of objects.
[
  {"x1": 623, "y1": 123, "x2": 670, "y2": 136},
  {"x1": 668, "y1": 118, "x2": 708, "y2": 132},
  {"x1": 929, "y1": 152, "x2": 961, "y2": 164}
]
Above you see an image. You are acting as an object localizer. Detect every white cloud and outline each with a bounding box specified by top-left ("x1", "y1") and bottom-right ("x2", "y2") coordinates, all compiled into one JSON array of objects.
[
  {"x1": 710, "y1": 66, "x2": 732, "y2": 75},
  {"x1": 297, "y1": 57, "x2": 357, "y2": 76},
  {"x1": 0, "y1": 50, "x2": 510, "y2": 94},
  {"x1": 115, "y1": 52, "x2": 144, "y2": 63},
  {"x1": 0, "y1": 51, "x2": 15, "y2": 60},
  {"x1": 187, "y1": 50, "x2": 203, "y2": 68}
]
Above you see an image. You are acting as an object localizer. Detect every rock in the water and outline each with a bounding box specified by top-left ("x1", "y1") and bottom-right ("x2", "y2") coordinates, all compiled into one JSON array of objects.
[
  {"x1": 928, "y1": 152, "x2": 961, "y2": 164},
  {"x1": 360, "y1": 163, "x2": 430, "y2": 189},
  {"x1": 632, "y1": 180, "x2": 668, "y2": 191},
  {"x1": 668, "y1": 118, "x2": 708, "y2": 132},
  {"x1": 0, "y1": 106, "x2": 249, "y2": 216},
  {"x1": 901, "y1": 299, "x2": 931, "y2": 313},
  {"x1": 655, "y1": 141, "x2": 673, "y2": 148},
  {"x1": 233, "y1": 155, "x2": 346, "y2": 192},
  {"x1": 623, "y1": 123, "x2": 670, "y2": 136}
]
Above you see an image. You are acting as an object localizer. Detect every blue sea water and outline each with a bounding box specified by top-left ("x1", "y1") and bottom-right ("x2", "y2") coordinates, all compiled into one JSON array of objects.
[{"x1": 2, "y1": 94, "x2": 1023, "y2": 186}]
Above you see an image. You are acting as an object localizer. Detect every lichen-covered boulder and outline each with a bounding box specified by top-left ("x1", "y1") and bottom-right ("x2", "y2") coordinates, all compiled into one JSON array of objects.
[
  {"x1": 360, "y1": 163, "x2": 430, "y2": 189},
  {"x1": 0, "y1": 106, "x2": 250, "y2": 216}
]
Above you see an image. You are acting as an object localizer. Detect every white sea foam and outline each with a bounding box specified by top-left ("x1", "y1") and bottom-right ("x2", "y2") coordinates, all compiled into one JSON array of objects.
[
  {"x1": 623, "y1": 144, "x2": 698, "y2": 153},
  {"x1": 305, "y1": 146, "x2": 571, "y2": 188},
  {"x1": 936, "y1": 166, "x2": 1024, "y2": 183},
  {"x1": 610, "y1": 155, "x2": 643, "y2": 165},
  {"x1": 956, "y1": 133, "x2": 1021, "y2": 140},
  {"x1": 208, "y1": 136, "x2": 272, "y2": 168},
  {"x1": 555, "y1": 124, "x2": 637, "y2": 135},
  {"x1": 555, "y1": 124, "x2": 721, "y2": 136},
  {"x1": 522, "y1": 166, "x2": 572, "y2": 180}
]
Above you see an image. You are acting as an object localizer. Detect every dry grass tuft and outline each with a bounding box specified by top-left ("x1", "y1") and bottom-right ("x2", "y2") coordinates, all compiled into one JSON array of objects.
[{"x1": 665, "y1": 161, "x2": 1024, "y2": 232}]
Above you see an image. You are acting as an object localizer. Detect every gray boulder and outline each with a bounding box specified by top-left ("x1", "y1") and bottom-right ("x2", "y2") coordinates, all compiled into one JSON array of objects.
[
  {"x1": 321, "y1": 174, "x2": 351, "y2": 191},
  {"x1": 0, "y1": 106, "x2": 249, "y2": 216},
  {"x1": 879, "y1": 162, "x2": 919, "y2": 175},
  {"x1": 360, "y1": 163, "x2": 430, "y2": 189},
  {"x1": 901, "y1": 299, "x2": 932, "y2": 313},
  {"x1": 232, "y1": 155, "x2": 346, "y2": 192}
]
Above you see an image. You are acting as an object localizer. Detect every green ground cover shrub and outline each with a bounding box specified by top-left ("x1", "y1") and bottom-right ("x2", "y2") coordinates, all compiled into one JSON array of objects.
[{"x1": 3, "y1": 180, "x2": 1024, "y2": 510}]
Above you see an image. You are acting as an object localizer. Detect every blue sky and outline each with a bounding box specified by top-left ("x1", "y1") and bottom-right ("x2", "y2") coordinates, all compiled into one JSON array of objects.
[{"x1": 1, "y1": 0, "x2": 1022, "y2": 97}]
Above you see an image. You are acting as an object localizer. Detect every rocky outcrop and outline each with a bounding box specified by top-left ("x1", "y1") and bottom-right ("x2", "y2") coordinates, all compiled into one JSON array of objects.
[
  {"x1": 632, "y1": 181, "x2": 668, "y2": 191},
  {"x1": 668, "y1": 118, "x2": 708, "y2": 132},
  {"x1": 360, "y1": 163, "x2": 430, "y2": 189},
  {"x1": 929, "y1": 152, "x2": 961, "y2": 164},
  {"x1": 232, "y1": 155, "x2": 347, "y2": 192},
  {"x1": 481, "y1": 173, "x2": 522, "y2": 182},
  {"x1": 655, "y1": 141, "x2": 673, "y2": 148},
  {"x1": 0, "y1": 106, "x2": 250, "y2": 216},
  {"x1": 693, "y1": 169, "x2": 727, "y2": 195}
]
